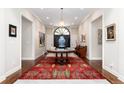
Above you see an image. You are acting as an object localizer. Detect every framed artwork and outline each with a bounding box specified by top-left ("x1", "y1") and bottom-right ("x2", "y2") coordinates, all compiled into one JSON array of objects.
[
  {"x1": 81, "y1": 34, "x2": 83, "y2": 42},
  {"x1": 80, "y1": 34, "x2": 86, "y2": 46},
  {"x1": 54, "y1": 35, "x2": 70, "y2": 48},
  {"x1": 9, "y1": 24, "x2": 17, "y2": 37},
  {"x1": 39, "y1": 32, "x2": 45, "y2": 47},
  {"x1": 98, "y1": 29, "x2": 102, "y2": 44},
  {"x1": 106, "y1": 24, "x2": 116, "y2": 41},
  {"x1": 81, "y1": 34, "x2": 86, "y2": 42}
]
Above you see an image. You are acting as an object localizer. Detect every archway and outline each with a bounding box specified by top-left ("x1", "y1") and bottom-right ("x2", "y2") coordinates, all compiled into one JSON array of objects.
[{"x1": 54, "y1": 27, "x2": 70, "y2": 48}]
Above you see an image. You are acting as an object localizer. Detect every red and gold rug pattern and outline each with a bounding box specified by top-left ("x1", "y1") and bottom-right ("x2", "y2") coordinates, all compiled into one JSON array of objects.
[{"x1": 20, "y1": 57, "x2": 104, "y2": 79}]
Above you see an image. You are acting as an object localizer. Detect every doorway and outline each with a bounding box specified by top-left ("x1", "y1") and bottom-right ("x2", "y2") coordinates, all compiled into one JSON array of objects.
[
  {"x1": 54, "y1": 27, "x2": 70, "y2": 48},
  {"x1": 91, "y1": 16, "x2": 103, "y2": 61},
  {"x1": 21, "y1": 16, "x2": 33, "y2": 61}
]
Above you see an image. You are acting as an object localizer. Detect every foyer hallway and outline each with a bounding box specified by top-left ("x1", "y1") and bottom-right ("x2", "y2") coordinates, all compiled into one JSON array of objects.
[{"x1": 0, "y1": 8, "x2": 124, "y2": 84}]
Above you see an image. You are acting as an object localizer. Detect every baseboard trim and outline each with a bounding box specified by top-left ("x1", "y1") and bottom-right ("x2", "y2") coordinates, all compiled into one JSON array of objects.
[
  {"x1": 22, "y1": 54, "x2": 46, "y2": 64},
  {"x1": 103, "y1": 65, "x2": 119, "y2": 77},
  {"x1": 118, "y1": 74, "x2": 124, "y2": 82},
  {"x1": 5, "y1": 66, "x2": 21, "y2": 77},
  {"x1": 35, "y1": 52, "x2": 46, "y2": 60},
  {"x1": 0, "y1": 75, "x2": 6, "y2": 82},
  {"x1": 89, "y1": 57, "x2": 102, "y2": 60},
  {"x1": 104, "y1": 66, "x2": 124, "y2": 82},
  {"x1": 35, "y1": 53, "x2": 46, "y2": 62},
  {"x1": 22, "y1": 57, "x2": 35, "y2": 60}
]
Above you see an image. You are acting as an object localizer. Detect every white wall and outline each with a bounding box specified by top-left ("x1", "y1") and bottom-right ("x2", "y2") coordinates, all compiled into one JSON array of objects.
[
  {"x1": 5, "y1": 9, "x2": 21, "y2": 76},
  {"x1": 34, "y1": 18, "x2": 46, "y2": 59},
  {"x1": 70, "y1": 27, "x2": 79, "y2": 48},
  {"x1": 103, "y1": 8, "x2": 124, "y2": 81},
  {"x1": 22, "y1": 16, "x2": 33, "y2": 60},
  {"x1": 0, "y1": 9, "x2": 6, "y2": 81},
  {"x1": 46, "y1": 27, "x2": 54, "y2": 50},
  {"x1": 78, "y1": 9, "x2": 103, "y2": 60},
  {"x1": 118, "y1": 9, "x2": 124, "y2": 81},
  {"x1": 79, "y1": 18, "x2": 90, "y2": 58},
  {"x1": 79, "y1": 8, "x2": 124, "y2": 81},
  {"x1": 0, "y1": 8, "x2": 46, "y2": 82},
  {"x1": 91, "y1": 16, "x2": 102, "y2": 60},
  {"x1": 46, "y1": 26, "x2": 78, "y2": 50},
  {"x1": 21, "y1": 9, "x2": 46, "y2": 60}
]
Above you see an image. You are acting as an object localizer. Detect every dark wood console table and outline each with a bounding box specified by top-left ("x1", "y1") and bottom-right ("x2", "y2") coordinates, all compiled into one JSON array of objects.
[
  {"x1": 47, "y1": 49, "x2": 75, "y2": 65},
  {"x1": 75, "y1": 46, "x2": 87, "y2": 58}
]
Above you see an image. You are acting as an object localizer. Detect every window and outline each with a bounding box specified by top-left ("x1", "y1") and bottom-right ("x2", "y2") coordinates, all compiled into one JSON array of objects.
[
  {"x1": 54, "y1": 27, "x2": 69, "y2": 35},
  {"x1": 54, "y1": 27, "x2": 70, "y2": 48}
]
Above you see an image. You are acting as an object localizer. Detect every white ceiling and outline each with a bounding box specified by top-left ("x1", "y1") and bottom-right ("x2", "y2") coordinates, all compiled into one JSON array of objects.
[{"x1": 29, "y1": 8, "x2": 97, "y2": 27}]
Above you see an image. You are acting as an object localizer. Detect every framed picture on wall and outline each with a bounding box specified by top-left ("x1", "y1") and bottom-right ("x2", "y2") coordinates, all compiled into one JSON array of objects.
[
  {"x1": 9, "y1": 24, "x2": 17, "y2": 37},
  {"x1": 81, "y1": 34, "x2": 83, "y2": 42},
  {"x1": 98, "y1": 29, "x2": 102, "y2": 44},
  {"x1": 39, "y1": 32, "x2": 45, "y2": 47},
  {"x1": 81, "y1": 34, "x2": 86, "y2": 42},
  {"x1": 106, "y1": 24, "x2": 116, "y2": 41}
]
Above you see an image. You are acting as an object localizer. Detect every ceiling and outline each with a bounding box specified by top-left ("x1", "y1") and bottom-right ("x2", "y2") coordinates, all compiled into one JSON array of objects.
[{"x1": 29, "y1": 8, "x2": 97, "y2": 27}]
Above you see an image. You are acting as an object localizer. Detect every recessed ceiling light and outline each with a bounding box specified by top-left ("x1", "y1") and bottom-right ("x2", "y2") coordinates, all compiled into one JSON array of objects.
[
  {"x1": 50, "y1": 23, "x2": 53, "y2": 25},
  {"x1": 46, "y1": 17, "x2": 50, "y2": 19},
  {"x1": 74, "y1": 17, "x2": 78, "y2": 20},
  {"x1": 80, "y1": 8, "x2": 84, "y2": 10},
  {"x1": 40, "y1": 8, "x2": 44, "y2": 10},
  {"x1": 72, "y1": 23, "x2": 74, "y2": 25}
]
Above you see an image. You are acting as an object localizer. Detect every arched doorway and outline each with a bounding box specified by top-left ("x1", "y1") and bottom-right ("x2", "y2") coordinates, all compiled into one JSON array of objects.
[{"x1": 54, "y1": 27, "x2": 70, "y2": 48}]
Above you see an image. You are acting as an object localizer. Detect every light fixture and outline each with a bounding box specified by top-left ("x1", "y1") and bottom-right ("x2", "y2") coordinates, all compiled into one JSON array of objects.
[
  {"x1": 40, "y1": 8, "x2": 44, "y2": 10},
  {"x1": 46, "y1": 17, "x2": 50, "y2": 19},
  {"x1": 59, "y1": 8, "x2": 64, "y2": 27},
  {"x1": 80, "y1": 8, "x2": 84, "y2": 10},
  {"x1": 74, "y1": 17, "x2": 78, "y2": 20},
  {"x1": 50, "y1": 23, "x2": 53, "y2": 25}
]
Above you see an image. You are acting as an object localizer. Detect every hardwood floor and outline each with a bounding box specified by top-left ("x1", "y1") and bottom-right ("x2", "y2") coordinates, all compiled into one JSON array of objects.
[
  {"x1": 1, "y1": 55, "x2": 45, "y2": 84},
  {"x1": 82, "y1": 58, "x2": 123, "y2": 84},
  {"x1": 1, "y1": 56, "x2": 123, "y2": 84}
]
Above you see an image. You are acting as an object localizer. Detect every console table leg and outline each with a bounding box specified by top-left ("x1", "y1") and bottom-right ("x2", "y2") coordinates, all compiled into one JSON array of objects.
[
  {"x1": 66, "y1": 52, "x2": 68, "y2": 62},
  {"x1": 55, "y1": 52, "x2": 58, "y2": 62}
]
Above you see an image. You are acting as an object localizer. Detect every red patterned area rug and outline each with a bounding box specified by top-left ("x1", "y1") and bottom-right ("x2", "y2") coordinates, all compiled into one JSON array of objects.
[{"x1": 20, "y1": 57, "x2": 104, "y2": 79}]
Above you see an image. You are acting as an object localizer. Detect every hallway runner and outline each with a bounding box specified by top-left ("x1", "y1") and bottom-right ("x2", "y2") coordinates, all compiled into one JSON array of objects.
[{"x1": 20, "y1": 57, "x2": 104, "y2": 79}]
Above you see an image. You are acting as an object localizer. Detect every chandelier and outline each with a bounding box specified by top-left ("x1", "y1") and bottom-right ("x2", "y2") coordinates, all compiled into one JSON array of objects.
[{"x1": 59, "y1": 8, "x2": 64, "y2": 27}]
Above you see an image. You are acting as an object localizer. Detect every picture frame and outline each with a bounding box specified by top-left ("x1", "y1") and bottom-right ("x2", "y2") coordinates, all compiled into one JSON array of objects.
[
  {"x1": 106, "y1": 24, "x2": 116, "y2": 41},
  {"x1": 39, "y1": 32, "x2": 45, "y2": 47},
  {"x1": 9, "y1": 24, "x2": 17, "y2": 37},
  {"x1": 98, "y1": 29, "x2": 102, "y2": 44},
  {"x1": 81, "y1": 34, "x2": 83, "y2": 42},
  {"x1": 81, "y1": 34, "x2": 86, "y2": 42}
]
